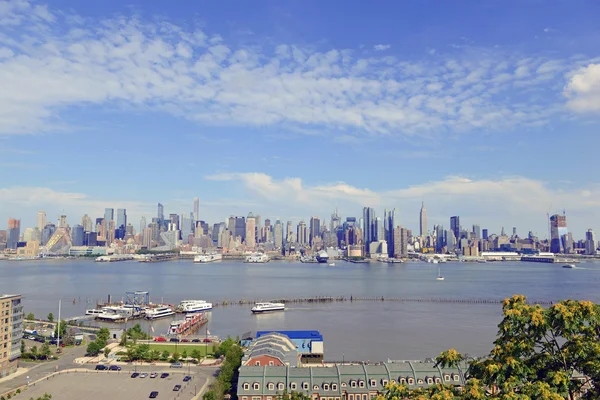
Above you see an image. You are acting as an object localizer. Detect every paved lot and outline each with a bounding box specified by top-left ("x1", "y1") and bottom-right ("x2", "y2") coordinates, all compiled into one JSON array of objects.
[{"x1": 22, "y1": 371, "x2": 207, "y2": 400}]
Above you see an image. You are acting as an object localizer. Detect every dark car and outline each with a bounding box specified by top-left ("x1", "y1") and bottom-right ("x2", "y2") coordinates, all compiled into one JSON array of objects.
[
  {"x1": 173, "y1": 385, "x2": 182, "y2": 391},
  {"x1": 95, "y1": 365, "x2": 108, "y2": 370},
  {"x1": 149, "y1": 391, "x2": 159, "y2": 399},
  {"x1": 183, "y1": 376, "x2": 191, "y2": 382},
  {"x1": 35, "y1": 337, "x2": 45, "y2": 343},
  {"x1": 169, "y1": 338, "x2": 179, "y2": 342},
  {"x1": 191, "y1": 339, "x2": 200, "y2": 343},
  {"x1": 49, "y1": 339, "x2": 57, "y2": 345},
  {"x1": 160, "y1": 373, "x2": 169, "y2": 378},
  {"x1": 131, "y1": 372, "x2": 140, "y2": 378},
  {"x1": 109, "y1": 365, "x2": 121, "y2": 371}
]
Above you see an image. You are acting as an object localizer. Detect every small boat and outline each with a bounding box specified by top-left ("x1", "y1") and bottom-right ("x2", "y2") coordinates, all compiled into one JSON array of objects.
[
  {"x1": 436, "y1": 268, "x2": 445, "y2": 281},
  {"x1": 146, "y1": 306, "x2": 175, "y2": 320},
  {"x1": 251, "y1": 302, "x2": 285, "y2": 313},
  {"x1": 328, "y1": 262, "x2": 335, "y2": 266},
  {"x1": 562, "y1": 264, "x2": 576, "y2": 269}
]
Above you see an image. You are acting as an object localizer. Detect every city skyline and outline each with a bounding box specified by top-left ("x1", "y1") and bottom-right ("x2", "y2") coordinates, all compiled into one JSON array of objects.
[{"x1": 1, "y1": 1, "x2": 600, "y2": 236}]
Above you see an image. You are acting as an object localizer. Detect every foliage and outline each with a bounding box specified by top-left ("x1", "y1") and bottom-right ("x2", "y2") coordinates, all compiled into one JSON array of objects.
[
  {"x1": 171, "y1": 351, "x2": 180, "y2": 363},
  {"x1": 29, "y1": 394, "x2": 52, "y2": 400},
  {"x1": 26, "y1": 312, "x2": 34, "y2": 321},
  {"x1": 21, "y1": 340, "x2": 25, "y2": 354},
  {"x1": 86, "y1": 341, "x2": 103, "y2": 356},
  {"x1": 54, "y1": 320, "x2": 67, "y2": 339},
  {"x1": 181, "y1": 349, "x2": 188, "y2": 360},
  {"x1": 40, "y1": 343, "x2": 52, "y2": 360},
  {"x1": 47, "y1": 313, "x2": 54, "y2": 323},
  {"x1": 203, "y1": 342, "x2": 244, "y2": 400},
  {"x1": 190, "y1": 349, "x2": 202, "y2": 363},
  {"x1": 104, "y1": 347, "x2": 111, "y2": 358},
  {"x1": 214, "y1": 337, "x2": 237, "y2": 358},
  {"x1": 126, "y1": 323, "x2": 151, "y2": 343},
  {"x1": 276, "y1": 390, "x2": 313, "y2": 400},
  {"x1": 97, "y1": 327, "x2": 110, "y2": 343}
]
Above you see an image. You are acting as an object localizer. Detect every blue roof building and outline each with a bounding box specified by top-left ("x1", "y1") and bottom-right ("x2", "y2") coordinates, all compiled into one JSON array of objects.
[{"x1": 242, "y1": 330, "x2": 324, "y2": 364}]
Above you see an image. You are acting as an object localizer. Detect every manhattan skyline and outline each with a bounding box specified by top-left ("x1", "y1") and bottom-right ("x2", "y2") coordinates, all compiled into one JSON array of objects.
[{"x1": 1, "y1": 1, "x2": 600, "y2": 234}]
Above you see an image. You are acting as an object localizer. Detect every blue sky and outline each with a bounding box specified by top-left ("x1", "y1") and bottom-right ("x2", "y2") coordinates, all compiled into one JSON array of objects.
[{"x1": 1, "y1": 0, "x2": 600, "y2": 238}]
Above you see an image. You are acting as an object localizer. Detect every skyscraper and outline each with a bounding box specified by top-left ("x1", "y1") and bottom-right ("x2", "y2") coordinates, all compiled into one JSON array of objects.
[
  {"x1": 450, "y1": 216, "x2": 460, "y2": 243},
  {"x1": 140, "y1": 216, "x2": 147, "y2": 234},
  {"x1": 41, "y1": 223, "x2": 56, "y2": 245},
  {"x1": 286, "y1": 221, "x2": 294, "y2": 244},
  {"x1": 245, "y1": 213, "x2": 256, "y2": 248},
  {"x1": 419, "y1": 202, "x2": 427, "y2": 236},
  {"x1": 234, "y1": 217, "x2": 246, "y2": 241},
  {"x1": 331, "y1": 209, "x2": 341, "y2": 231},
  {"x1": 384, "y1": 209, "x2": 396, "y2": 257},
  {"x1": 71, "y1": 225, "x2": 85, "y2": 246},
  {"x1": 157, "y1": 203, "x2": 164, "y2": 221},
  {"x1": 104, "y1": 208, "x2": 114, "y2": 225},
  {"x1": 362, "y1": 207, "x2": 375, "y2": 253},
  {"x1": 193, "y1": 197, "x2": 199, "y2": 221},
  {"x1": 6, "y1": 218, "x2": 20, "y2": 250},
  {"x1": 273, "y1": 220, "x2": 283, "y2": 249},
  {"x1": 482, "y1": 229, "x2": 489, "y2": 240},
  {"x1": 472, "y1": 224, "x2": 481, "y2": 240},
  {"x1": 37, "y1": 211, "x2": 47, "y2": 232},
  {"x1": 550, "y1": 213, "x2": 568, "y2": 253},
  {"x1": 297, "y1": 221, "x2": 308, "y2": 245},
  {"x1": 116, "y1": 209, "x2": 127, "y2": 230},
  {"x1": 309, "y1": 217, "x2": 321, "y2": 245},
  {"x1": 81, "y1": 214, "x2": 93, "y2": 232},
  {"x1": 180, "y1": 213, "x2": 192, "y2": 244},
  {"x1": 58, "y1": 215, "x2": 67, "y2": 229},
  {"x1": 374, "y1": 217, "x2": 384, "y2": 242},
  {"x1": 585, "y1": 229, "x2": 597, "y2": 255}
]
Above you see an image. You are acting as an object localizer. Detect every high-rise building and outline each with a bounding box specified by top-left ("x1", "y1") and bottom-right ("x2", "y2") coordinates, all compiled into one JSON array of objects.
[
  {"x1": 512, "y1": 227, "x2": 517, "y2": 238},
  {"x1": 309, "y1": 217, "x2": 321, "y2": 245},
  {"x1": 419, "y1": 202, "x2": 427, "y2": 236},
  {"x1": 81, "y1": 214, "x2": 93, "y2": 232},
  {"x1": 71, "y1": 225, "x2": 85, "y2": 246},
  {"x1": 297, "y1": 221, "x2": 308, "y2": 245},
  {"x1": 41, "y1": 223, "x2": 56, "y2": 245},
  {"x1": 450, "y1": 216, "x2": 460, "y2": 243},
  {"x1": 482, "y1": 229, "x2": 489, "y2": 240},
  {"x1": 393, "y1": 226, "x2": 408, "y2": 258},
  {"x1": 0, "y1": 294, "x2": 23, "y2": 377},
  {"x1": 157, "y1": 203, "x2": 164, "y2": 221},
  {"x1": 254, "y1": 215, "x2": 262, "y2": 243},
  {"x1": 142, "y1": 227, "x2": 152, "y2": 248},
  {"x1": 6, "y1": 218, "x2": 20, "y2": 250},
  {"x1": 374, "y1": 217, "x2": 384, "y2": 242},
  {"x1": 169, "y1": 214, "x2": 180, "y2": 231},
  {"x1": 104, "y1": 208, "x2": 114, "y2": 225},
  {"x1": 234, "y1": 217, "x2": 246, "y2": 241},
  {"x1": 273, "y1": 220, "x2": 283, "y2": 249},
  {"x1": 384, "y1": 209, "x2": 396, "y2": 257},
  {"x1": 435, "y1": 225, "x2": 445, "y2": 253},
  {"x1": 116, "y1": 209, "x2": 127, "y2": 230},
  {"x1": 331, "y1": 209, "x2": 341, "y2": 231},
  {"x1": 37, "y1": 211, "x2": 47, "y2": 232},
  {"x1": 286, "y1": 221, "x2": 294, "y2": 244},
  {"x1": 362, "y1": 207, "x2": 375, "y2": 252},
  {"x1": 85, "y1": 232, "x2": 98, "y2": 246},
  {"x1": 58, "y1": 214, "x2": 68, "y2": 229},
  {"x1": 585, "y1": 229, "x2": 597, "y2": 255},
  {"x1": 472, "y1": 225, "x2": 481, "y2": 240},
  {"x1": 193, "y1": 197, "x2": 199, "y2": 221},
  {"x1": 245, "y1": 213, "x2": 256, "y2": 248},
  {"x1": 180, "y1": 213, "x2": 193, "y2": 244},
  {"x1": 140, "y1": 216, "x2": 147, "y2": 234},
  {"x1": 550, "y1": 213, "x2": 568, "y2": 253},
  {"x1": 107, "y1": 220, "x2": 116, "y2": 245}
]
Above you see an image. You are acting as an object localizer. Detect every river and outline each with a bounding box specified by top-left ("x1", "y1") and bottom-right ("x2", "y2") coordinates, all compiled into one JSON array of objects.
[{"x1": 2, "y1": 258, "x2": 599, "y2": 361}]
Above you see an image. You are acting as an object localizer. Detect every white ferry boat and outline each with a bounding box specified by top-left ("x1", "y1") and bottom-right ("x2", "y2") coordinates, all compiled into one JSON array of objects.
[
  {"x1": 85, "y1": 309, "x2": 103, "y2": 316},
  {"x1": 145, "y1": 306, "x2": 175, "y2": 320},
  {"x1": 251, "y1": 302, "x2": 285, "y2": 314},
  {"x1": 244, "y1": 253, "x2": 270, "y2": 263},
  {"x1": 178, "y1": 300, "x2": 213, "y2": 313},
  {"x1": 194, "y1": 253, "x2": 223, "y2": 263},
  {"x1": 96, "y1": 305, "x2": 135, "y2": 321}
]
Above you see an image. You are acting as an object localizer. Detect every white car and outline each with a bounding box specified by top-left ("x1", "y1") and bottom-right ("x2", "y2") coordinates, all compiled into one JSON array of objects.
[{"x1": 139, "y1": 373, "x2": 148, "y2": 378}]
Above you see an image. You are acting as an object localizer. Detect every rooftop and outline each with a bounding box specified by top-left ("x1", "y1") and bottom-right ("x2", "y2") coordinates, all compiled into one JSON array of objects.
[
  {"x1": 256, "y1": 330, "x2": 323, "y2": 341},
  {"x1": 0, "y1": 294, "x2": 21, "y2": 300}
]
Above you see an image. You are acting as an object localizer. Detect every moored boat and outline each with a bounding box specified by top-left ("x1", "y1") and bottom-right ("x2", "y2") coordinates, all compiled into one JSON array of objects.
[
  {"x1": 177, "y1": 300, "x2": 213, "y2": 313},
  {"x1": 168, "y1": 313, "x2": 208, "y2": 335},
  {"x1": 146, "y1": 306, "x2": 175, "y2": 320},
  {"x1": 251, "y1": 302, "x2": 285, "y2": 313},
  {"x1": 244, "y1": 253, "x2": 270, "y2": 263},
  {"x1": 194, "y1": 253, "x2": 222, "y2": 263}
]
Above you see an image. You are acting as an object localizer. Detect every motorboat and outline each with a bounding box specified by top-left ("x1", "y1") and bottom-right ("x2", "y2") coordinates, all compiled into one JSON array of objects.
[
  {"x1": 436, "y1": 268, "x2": 445, "y2": 281},
  {"x1": 251, "y1": 302, "x2": 285, "y2": 313},
  {"x1": 244, "y1": 253, "x2": 270, "y2": 263},
  {"x1": 178, "y1": 300, "x2": 213, "y2": 313},
  {"x1": 562, "y1": 264, "x2": 577, "y2": 269},
  {"x1": 194, "y1": 253, "x2": 222, "y2": 263},
  {"x1": 146, "y1": 306, "x2": 175, "y2": 320},
  {"x1": 328, "y1": 262, "x2": 335, "y2": 266},
  {"x1": 316, "y1": 250, "x2": 329, "y2": 263}
]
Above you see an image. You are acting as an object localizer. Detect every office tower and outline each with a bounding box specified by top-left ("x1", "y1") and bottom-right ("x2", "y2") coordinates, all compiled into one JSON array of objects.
[
  {"x1": 482, "y1": 229, "x2": 489, "y2": 240},
  {"x1": 234, "y1": 217, "x2": 246, "y2": 241},
  {"x1": 419, "y1": 202, "x2": 427, "y2": 236},
  {"x1": 309, "y1": 217, "x2": 321, "y2": 245},
  {"x1": 81, "y1": 214, "x2": 93, "y2": 232},
  {"x1": 384, "y1": 209, "x2": 396, "y2": 257},
  {"x1": 501, "y1": 226, "x2": 506, "y2": 236},
  {"x1": 193, "y1": 197, "x2": 199, "y2": 221},
  {"x1": 116, "y1": 209, "x2": 127, "y2": 230},
  {"x1": 6, "y1": 218, "x2": 20, "y2": 250},
  {"x1": 37, "y1": 211, "x2": 46, "y2": 232},
  {"x1": 107, "y1": 220, "x2": 116, "y2": 245},
  {"x1": 254, "y1": 215, "x2": 262, "y2": 243},
  {"x1": 0, "y1": 294, "x2": 23, "y2": 377},
  {"x1": 139, "y1": 216, "x2": 147, "y2": 234},
  {"x1": 512, "y1": 227, "x2": 517, "y2": 238},
  {"x1": 213, "y1": 222, "x2": 225, "y2": 246},
  {"x1": 273, "y1": 220, "x2": 283, "y2": 249},
  {"x1": 297, "y1": 221, "x2": 308, "y2": 245},
  {"x1": 550, "y1": 213, "x2": 568, "y2": 253},
  {"x1": 263, "y1": 219, "x2": 272, "y2": 242},
  {"x1": 393, "y1": 227, "x2": 408, "y2": 258},
  {"x1": 30, "y1": 228, "x2": 41, "y2": 243},
  {"x1": 84, "y1": 232, "x2": 97, "y2": 246},
  {"x1": 142, "y1": 227, "x2": 152, "y2": 248},
  {"x1": 446, "y1": 229, "x2": 456, "y2": 252},
  {"x1": 472, "y1": 224, "x2": 481, "y2": 240},
  {"x1": 331, "y1": 209, "x2": 341, "y2": 231},
  {"x1": 149, "y1": 222, "x2": 159, "y2": 243},
  {"x1": 104, "y1": 208, "x2": 114, "y2": 225},
  {"x1": 58, "y1": 215, "x2": 67, "y2": 229},
  {"x1": 180, "y1": 213, "x2": 192, "y2": 244},
  {"x1": 245, "y1": 213, "x2": 256, "y2": 248},
  {"x1": 228, "y1": 216, "x2": 236, "y2": 235},
  {"x1": 169, "y1": 214, "x2": 180, "y2": 231},
  {"x1": 450, "y1": 216, "x2": 460, "y2": 242},
  {"x1": 41, "y1": 223, "x2": 56, "y2": 245},
  {"x1": 71, "y1": 225, "x2": 85, "y2": 246},
  {"x1": 22, "y1": 228, "x2": 33, "y2": 243},
  {"x1": 286, "y1": 221, "x2": 293, "y2": 244},
  {"x1": 374, "y1": 217, "x2": 384, "y2": 242},
  {"x1": 157, "y1": 203, "x2": 164, "y2": 221},
  {"x1": 585, "y1": 229, "x2": 597, "y2": 255},
  {"x1": 362, "y1": 207, "x2": 375, "y2": 252}
]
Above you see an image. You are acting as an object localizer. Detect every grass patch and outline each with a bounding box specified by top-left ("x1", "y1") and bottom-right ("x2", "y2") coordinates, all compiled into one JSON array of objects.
[{"x1": 147, "y1": 343, "x2": 214, "y2": 355}]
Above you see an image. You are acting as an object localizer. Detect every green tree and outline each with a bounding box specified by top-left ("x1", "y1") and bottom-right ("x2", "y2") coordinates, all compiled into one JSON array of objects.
[
  {"x1": 30, "y1": 345, "x2": 38, "y2": 360},
  {"x1": 54, "y1": 320, "x2": 67, "y2": 339},
  {"x1": 26, "y1": 312, "x2": 34, "y2": 321},
  {"x1": 190, "y1": 349, "x2": 202, "y2": 363},
  {"x1": 97, "y1": 327, "x2": 110, "y2": 343},
  {"x1": 181, "y1": 349, "x2": 188, "y2": 360},
  {"x1": 20, "y1": 340, "x2": 25, "y2": 355},
  {"x1": 104, "y1": 347, "x2": 111, "y2": 358},
  {"x1": 86, "y1": 341, "x2": 102, "y2": 356},
  {"x1": 171, "y1": 351, "x2": 180, "y2": 362},
  {"x1": 40, "y1": 343, "x2": 52, "y2": 360},
  {"x1": 47, "y1": 313, "x2": 54, "y2": 323},
  {"x1": 148, "y1": 349, "x2": 161, "y2": 361},
  {"x1": 215, "y1": 337, "x2": 236, "y2": 358},
  {"x1": 160, "y1": 350, "x2": 170, "y2": 361}
]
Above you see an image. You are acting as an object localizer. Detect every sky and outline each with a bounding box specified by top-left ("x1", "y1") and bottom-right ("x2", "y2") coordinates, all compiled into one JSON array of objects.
[{"x1": 1, "y1": 0, "x2": 600, "y2": 238}]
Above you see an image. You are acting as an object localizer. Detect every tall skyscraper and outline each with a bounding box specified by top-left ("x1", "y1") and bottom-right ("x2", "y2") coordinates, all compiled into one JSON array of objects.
[
  {"x1": 362, "y1": 207, "x2": 375, "y2": 253},
  {"x1": 116, "y1": 209, "x2": 127, "y2": 230},
  {"x1": 297, "y1": 221, "x2": 308, "y2": 245},
  {"x1": 41, "y1": 223, "x2": 56, "y2": 245},
  {"x1": 157, "y1": 203, "x2": 164, "y2": 222},
  {"x1": 142, "y1": 227, "x2": 152, "y2": 248},
  {"x1": 482, "y1": 229, "x2": 489, "y2": 240},
  {"x1": 245, "y1": 213, "x2": 256, "y2": 248},
  {"x1": 234, "y1": 217, "x2": 246, "y2": 241},
  {"x1": 384, "y1": 209, "x2": 396, "y2": 257},
  {"x1": 331, "y1": 209, "x2": 341, "y2": 231},
  {"x1": 374, "y1": 217, "x2": 384, "y2": 242},
  {"x1": 193, "y1": 197, "x2": 199, "y2": 221},
  {"x1": 104, "y1": 208, "x2": 114, "y2": 225},
  {"x1": 550, "y1": 213, "x2": 568, "y2": 253},
  {"x1": 81, "y1": 214, "x2": 93, "y2": 232},
  {"x1": 286, "y1": 221, "x2": 294, "y2": 244},
  {"x1": 58, "y1": 215, "x2": 67, "y2": 229},
  {"x1": 273, "y1": 220, "x2": 283, "y2": 249},
  {"x1": 450, "y1": 216, "x2": 460, "y2": 243},
  {"x1": 180, "y1": 213, "x2": 192, "y2": 244},
  {"x1": 6, "y1": 218, "x2": 20, "y2": 250},
  {"x1": 71, "y1": 225, "x2": 85, "y2": 246},
  {"x1": 37, "y1": 211, "x2": 47, "y2": 232},
  {"x1": 140, "y1": 216, "x2": 147, "y2": 234},
  {"x1": 309, "y1": 217, "x2": 321, "y2": 245},
  {"x1": 585, "y1": 229, "x2": 597, "y2": 255},
  {"x1": 472, "y1": 224, "x2": 481, "y2": 240},
  {"x1": 419, "y1": 202, "x2": 427, "y2": 236}
]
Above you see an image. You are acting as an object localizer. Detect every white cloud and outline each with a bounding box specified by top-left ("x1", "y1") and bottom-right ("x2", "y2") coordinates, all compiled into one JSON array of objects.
[
  {"x1": 564, "y1": 64, "x2": 600, "y2": 113},
  {"x1": 373, "y1": 44, "x2": 391, "y2": 51},
  {"x1": 0, "y1": 1, "x2": 593, "y2": 138}
]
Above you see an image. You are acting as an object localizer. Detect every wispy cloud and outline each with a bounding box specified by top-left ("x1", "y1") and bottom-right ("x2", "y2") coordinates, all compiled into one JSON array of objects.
[
  {"x1": 373, "y1": 44, "x2": 391, "y2": 51},
  {"x1": 0, "y1": 1, "x2": 595, "y2": 140}
]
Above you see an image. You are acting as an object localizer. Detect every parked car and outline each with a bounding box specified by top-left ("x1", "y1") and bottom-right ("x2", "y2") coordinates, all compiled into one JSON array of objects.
[
  {"x1": 150, "y1": 372, "x2": 157, "y2": 378},
  {"x1": 109, "y1": 365, "x2": 121, "y2": 371},
  {"x1": 169, "y1": 338, "x2": 179, "y2": 343},
  {"x1": 202, "y1": 338, "x2": 212, "y2": 343},
  {"x1": 173, "y1": 385, "x2": 182, "y2": 391},
  {"x1": 170, "y1": 362, "x2": 183, "y2": 368},
  {"x1": 140, "y1": 373, "x2": 148, "y2": 378},
  {"x1": 153, "y1": 337, "x2": 167, "y2": 342},
  {"x1": 49, "y1": 339, "x2": 57, "y2": 345},
  {"x1": 160, "y1": 373, "x2": 169, "y2": 378},
  {"x1": 181, "y1": 339, "x2": 190, "y2": 343},
  {"x1": 131, "y1": 372, "x2": 140, "y2": 378},
  {"x1": 149, "y1": 391, "x2": 159, "y2": 399},
  {"x1": 191, "y1": 339, "x2": 200, "y2": 343},
  {"x1": 95, "y1": 365, "x2": 108, "y2": 370},
  {"x1": 35, "y1": 337, "x2": 45, "y2": 343},
  {"x1": 183, "y1": 376, "x2": 191, "y2": 382}
]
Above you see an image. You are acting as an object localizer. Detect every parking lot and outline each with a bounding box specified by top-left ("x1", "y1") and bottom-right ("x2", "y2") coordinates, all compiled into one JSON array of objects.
[{"x1": 21, "y1": 371, "x2": 207, "y2": 400}]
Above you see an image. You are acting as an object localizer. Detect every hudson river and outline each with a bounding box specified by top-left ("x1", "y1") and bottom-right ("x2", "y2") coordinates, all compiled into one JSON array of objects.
[{"x1": 2, "y1": 259, "x2": 600, "y2": 361}]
